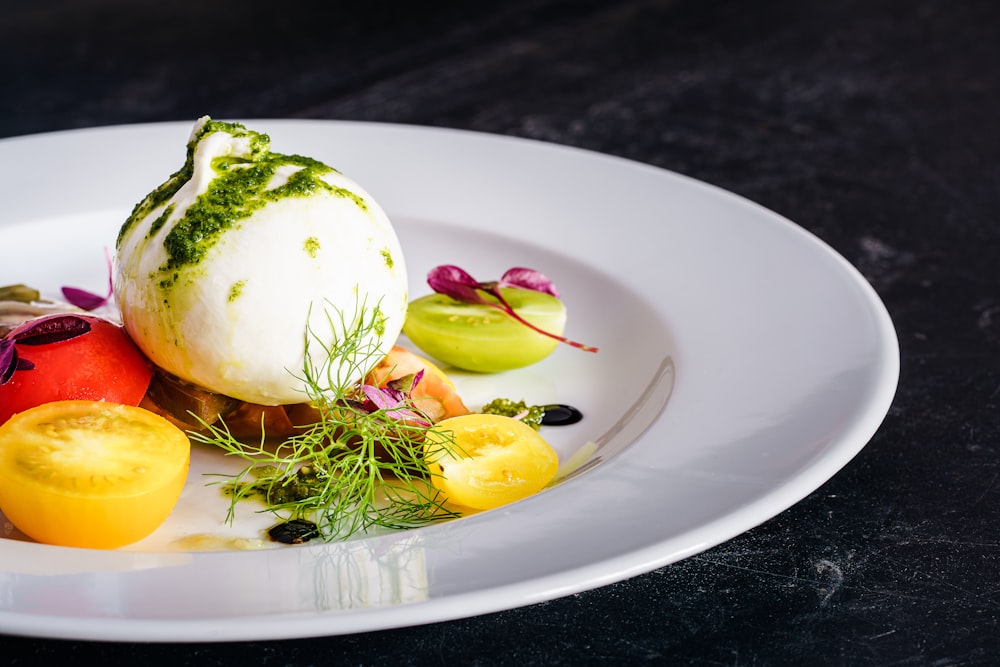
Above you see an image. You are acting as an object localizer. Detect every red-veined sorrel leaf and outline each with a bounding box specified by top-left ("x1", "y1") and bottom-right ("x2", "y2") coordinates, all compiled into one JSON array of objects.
[
  {"x1": 360, "y1": 376, "x2": 430, "y2": 426},
  {"x1": 61, "y1": 287, "x2": 111, "y2": 311},
  {"x1": 0, "y1": 339, "x2": 17, "y2": 385},
  {"x1": 0, "y1": 337, "x2": 37, "y2": 385},
  {"x1": 426, "y1": 265, "x2": 486, "y2": 304},
  {"x1": 426, "y1": 265, "x2": 598, "y2": 353},
  {"x1": 498, "y1": 267, "x2": 559, "y2": 297},
  {"x1": 13, "y1": 314, "x2": 92, "y2": 346},
  {"x1": 62, "y1": 247, "x2": 113, "y2": 311}
]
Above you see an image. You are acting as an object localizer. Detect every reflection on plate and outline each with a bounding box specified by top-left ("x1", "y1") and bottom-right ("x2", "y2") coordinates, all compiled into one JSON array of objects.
[{"x1": 0, "y1": 120, "x2": 898, "y2": 642}]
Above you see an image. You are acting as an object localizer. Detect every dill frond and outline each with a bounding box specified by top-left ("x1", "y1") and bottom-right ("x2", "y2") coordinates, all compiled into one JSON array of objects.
[{"x1": 191, "y1": 298, "x2": 460, "y2": 542}]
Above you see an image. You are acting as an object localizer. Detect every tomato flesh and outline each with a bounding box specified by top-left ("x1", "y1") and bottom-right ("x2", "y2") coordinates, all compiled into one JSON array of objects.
[
  {"x1": 0, "y1": 314, "x2": 153, "y2": 425},
  {"x1": 425, "y1": 414, "x2": 558, "y2": 510},
  {"x1": 404, "y1": 288, "x2": 566, "y2": 373},
  {"x1": 0, "y1": 401, "x2": 190, "y2": 548}
]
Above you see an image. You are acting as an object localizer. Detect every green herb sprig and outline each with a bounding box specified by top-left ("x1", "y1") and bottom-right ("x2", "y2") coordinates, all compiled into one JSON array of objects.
[{"x1": 190, "y1": 298, "x2": 460, "y2": 541}]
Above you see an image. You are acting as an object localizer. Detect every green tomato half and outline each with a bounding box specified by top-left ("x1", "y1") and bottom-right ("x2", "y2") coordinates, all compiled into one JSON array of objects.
[{"x1": 403, "y1": 288, "x2": 566, "y2": 373}]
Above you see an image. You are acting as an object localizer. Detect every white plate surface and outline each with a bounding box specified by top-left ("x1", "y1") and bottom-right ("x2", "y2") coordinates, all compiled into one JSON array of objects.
[{"x1": 0, "y1": 120, "x2": 898, "y2": 642}]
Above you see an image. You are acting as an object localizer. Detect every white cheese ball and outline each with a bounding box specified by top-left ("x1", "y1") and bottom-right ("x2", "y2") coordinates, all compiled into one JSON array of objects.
[{"x1": 114, "y1": 117, "x2": 407, "y2": 405}]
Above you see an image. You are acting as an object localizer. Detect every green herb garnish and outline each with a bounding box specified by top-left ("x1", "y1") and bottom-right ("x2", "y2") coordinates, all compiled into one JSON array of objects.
[
  {"x1": 481, "y1": 398, "x2": 546, "y2": 430},
  {"x1": 191, "y1": 300, "x2": 460, "y2": 541},
  {"x1": 0, "y1": 284, "x2": 41, "y2": 303}
]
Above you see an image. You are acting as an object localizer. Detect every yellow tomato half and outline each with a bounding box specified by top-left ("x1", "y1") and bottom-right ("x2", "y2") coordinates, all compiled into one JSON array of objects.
[
  {"x1": 0, "y1": 401, "x2": 191, "y2": 549},
  {"x1": 425, "y1": 414, "x2": 558, "y2": 510}
]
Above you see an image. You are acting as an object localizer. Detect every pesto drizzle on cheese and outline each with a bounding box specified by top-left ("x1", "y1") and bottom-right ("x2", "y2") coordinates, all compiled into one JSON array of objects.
[{"x1": 117, "y1": 118, "x2": 369, "y2": 290}]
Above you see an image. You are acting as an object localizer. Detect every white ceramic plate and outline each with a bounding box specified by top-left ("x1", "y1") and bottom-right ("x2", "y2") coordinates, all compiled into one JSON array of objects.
[{"x1": 0, "y1": 120, "x2": 898, "y2": 642}]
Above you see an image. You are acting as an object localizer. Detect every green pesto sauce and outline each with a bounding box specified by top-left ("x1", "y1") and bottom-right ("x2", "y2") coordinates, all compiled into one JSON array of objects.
[
  {"x1": 118, "y1": 119, "x2": 257, "y2": 247},
  {"x1": 228, "y1": 280, "x2": 246, "y2": 302},
  {"x1": 304, "y1": 236, "x2": 321, "y2": 258},
  {"x1": 117, "y1": 119, "x2": 370, "y2": 290},
  {"x1": 481, "y1": 398, "x2": 545, "y2": 430},
  {"x1": 148, "y1": 204, "x2": 174, "y2": 238},
  {"x1": 223, "y1": 465, "x2": 324, "y2": 507}
]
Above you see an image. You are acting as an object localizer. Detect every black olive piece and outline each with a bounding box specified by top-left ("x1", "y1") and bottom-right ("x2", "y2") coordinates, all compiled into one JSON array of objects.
[
  {"x1": 268, "y1": 519, "x2": 320, "y2": 544},
  {"x1": 540, "y1": 404, "x2": 583, "y2": 427}
]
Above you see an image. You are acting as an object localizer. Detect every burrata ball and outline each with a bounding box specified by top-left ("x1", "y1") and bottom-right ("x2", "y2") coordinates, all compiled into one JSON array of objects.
[{"x1": 114, "y1": 117, "x2": 407, "y2": 405}]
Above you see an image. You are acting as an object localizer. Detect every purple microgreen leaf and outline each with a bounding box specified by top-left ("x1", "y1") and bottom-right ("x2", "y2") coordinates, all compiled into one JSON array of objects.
[
  {"x1": 427, "y1": 265, "x2": 490, "y2": 304},
  {"x1": 0, "y1": 339, "x2": 17, "y2": 385},
  {"x1": 0, "y1": 340, "x2": 34, "y2": 385},
  {"x1": 61, "y1": 287, "x2": 111, "y2": 311},
  {"x1": 395, "y1": 410, "x2": 432, "y2": 427},
  {"x1": 484, "y1": 287, "x2": 599, "y2": 353},
  {"x1": 426, "y1": 264, "x2": 598, "y2": 353},
  {"x1": 498, "y1": 267, "x2": 560, "y2": 297},
  {"x1": 61, "y1": 247, "x2": 113, "y2": 311},
  {"x1": 360, "y1": 384, "x2": 403, "y2": 411},
  {"x1": 13, "y1": 314, "x2": 92, "y2": 346},
  {"x1": 359, "y1": 384, "x2": 430, "y2": 426},
  {"x1": 386, "y1": 369, "x2": 424, "y2": 395}
]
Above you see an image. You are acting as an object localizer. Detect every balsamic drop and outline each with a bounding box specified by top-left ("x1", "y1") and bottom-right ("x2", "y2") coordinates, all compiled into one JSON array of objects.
[
  {"x1": 540, "y1": 404, "x2": 583, "y2": 427},
  {"x1": 268, "y1": 518, "x2": 320, "y2": 544}
]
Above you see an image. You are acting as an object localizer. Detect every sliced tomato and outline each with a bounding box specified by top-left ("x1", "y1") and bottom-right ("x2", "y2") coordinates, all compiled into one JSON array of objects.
[
  {"x1": 0, "y1": 314, "x2": 153, "y2": 425},
  {"x1": 0, "y1": 400, "x2": 190, "y2": 548},
  {"x1": 425, "y1": 413, "x2": 558, "y2": 510}
]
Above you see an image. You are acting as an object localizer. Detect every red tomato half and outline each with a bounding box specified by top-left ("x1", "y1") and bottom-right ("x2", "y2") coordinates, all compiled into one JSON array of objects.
[{"x1": 0, "y1": 314, "x2": 153, "y2": 425}]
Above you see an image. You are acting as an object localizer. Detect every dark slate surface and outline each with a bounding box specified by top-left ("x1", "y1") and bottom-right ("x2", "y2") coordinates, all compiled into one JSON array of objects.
[{"x1": 2, "y1": 0, "x2": 999, "y2": 663}]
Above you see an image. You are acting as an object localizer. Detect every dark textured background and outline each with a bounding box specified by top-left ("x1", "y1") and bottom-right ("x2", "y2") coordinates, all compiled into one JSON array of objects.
[{"x1": 2, "y1": 0, "x2": 999, "y2": 663}]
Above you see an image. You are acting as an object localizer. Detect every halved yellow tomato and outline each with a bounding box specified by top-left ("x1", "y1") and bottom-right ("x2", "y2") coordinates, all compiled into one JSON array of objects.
[
  {"x1": 0, "y1": 400, "x2": 191, "y2": 549},
  {"x1": 425, "y1": 414, "x2": 558, "y2": 510}
]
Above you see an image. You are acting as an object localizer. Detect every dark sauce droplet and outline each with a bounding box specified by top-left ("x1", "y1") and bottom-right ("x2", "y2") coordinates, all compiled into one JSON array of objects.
[
  {"x1": 268, "y1": 519, "x2": 320, "y2": 544},
  {"x1": 540, "y1": 404, "x2": 583, "y2": 427}
]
